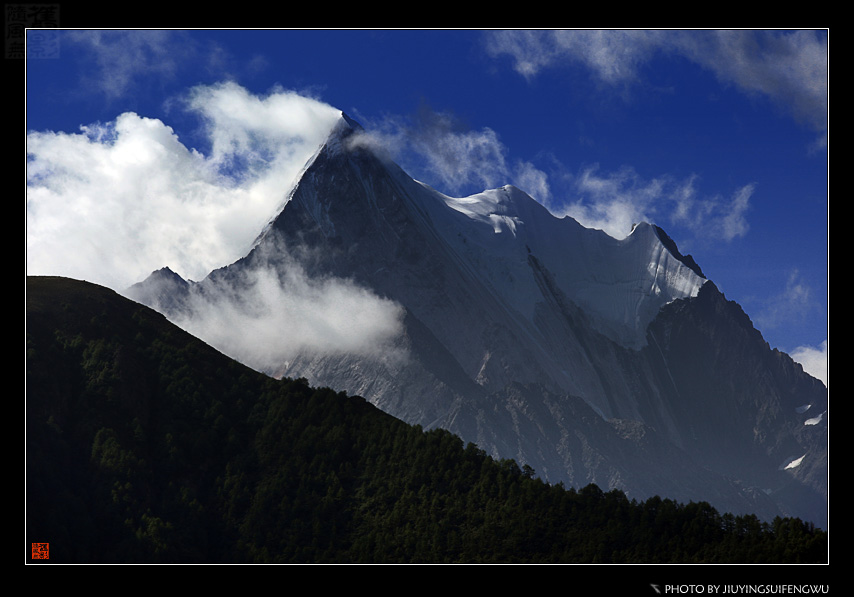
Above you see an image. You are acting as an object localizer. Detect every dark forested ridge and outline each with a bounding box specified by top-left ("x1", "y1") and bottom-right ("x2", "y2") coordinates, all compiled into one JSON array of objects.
[{"x1": 25, "y1": 276, "x2": 828, "y2": 564}]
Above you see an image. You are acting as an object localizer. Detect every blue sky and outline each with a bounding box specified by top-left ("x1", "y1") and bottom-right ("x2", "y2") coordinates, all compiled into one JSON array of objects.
[{"x1": 25, "y1": 29, "x2": 828, "y2": 383}]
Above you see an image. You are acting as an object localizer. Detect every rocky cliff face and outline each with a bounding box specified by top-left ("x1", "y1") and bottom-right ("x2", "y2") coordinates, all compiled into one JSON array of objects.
[
  {"x1": 644, "y1": 282, "x2": 827, "y2": 525},
  {"x1": 127, "y1": 113, "x2": 827, "y2": 527}
]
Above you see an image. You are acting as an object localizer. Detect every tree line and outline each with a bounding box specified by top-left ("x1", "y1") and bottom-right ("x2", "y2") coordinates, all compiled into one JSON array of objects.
[{"x1": 26, "y1": 277, "x2": 828, "y2": 563}]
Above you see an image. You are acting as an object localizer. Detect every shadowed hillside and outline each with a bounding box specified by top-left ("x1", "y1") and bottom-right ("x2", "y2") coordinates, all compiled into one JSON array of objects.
[{"x1": 25, "y1": 276, "x2": 827, "y2": 564}]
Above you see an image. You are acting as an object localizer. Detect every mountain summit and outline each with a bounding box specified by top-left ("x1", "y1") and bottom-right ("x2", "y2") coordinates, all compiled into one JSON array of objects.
[{"x1": 128, "y1": 112, "x2": 828, "y2": 527}]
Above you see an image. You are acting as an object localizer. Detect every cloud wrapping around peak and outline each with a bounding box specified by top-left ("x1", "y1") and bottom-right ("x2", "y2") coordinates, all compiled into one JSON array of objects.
[
  {"x1": 26, "y1": 75, "x2": 406, "y2": 376},
  {"x1": 27, "y1": 82, "x2": 340, "y2": 290},
  {"x1": 184, "y1": 81, "x2": 340, "y2": 174}
]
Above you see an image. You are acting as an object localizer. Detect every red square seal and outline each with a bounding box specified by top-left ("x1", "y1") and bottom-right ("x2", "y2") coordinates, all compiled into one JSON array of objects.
[{"x1": 31, "y1": 543, "x2": 49, "y2": 559}]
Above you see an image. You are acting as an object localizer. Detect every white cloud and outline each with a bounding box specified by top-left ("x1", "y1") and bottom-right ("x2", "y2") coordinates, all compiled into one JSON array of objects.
[
  {"x1": 790, "y1": 340, "x2": 828, "y2": 386},
  {"x1": 171, "y1": 255, "x2": 407, "y2": 375},
  {"x1": 556, "y1": 165, "x2": 661, "y2": 238},
  {"x1": 416, "y1": 119, "x2": 509, "y2": 193},
  {"x1": 514, "y1": 161, "x2": 552, "y2": 205},
  {"x1": 27, "y1": 82, "x2": 341, "y2": 290}
]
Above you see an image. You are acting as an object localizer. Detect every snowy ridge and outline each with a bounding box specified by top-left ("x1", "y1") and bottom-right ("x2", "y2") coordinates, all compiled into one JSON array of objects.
[
  {"x1": 304, "y1": 113, "x2": 707, "y2": 349},
  {"x1": 418, "y1": 182, "x2": 707, "y2": 349}
]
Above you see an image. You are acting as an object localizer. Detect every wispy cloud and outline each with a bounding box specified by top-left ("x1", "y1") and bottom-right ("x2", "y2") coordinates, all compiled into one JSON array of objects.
[
  {"x1": 61, "y1": 30, "x2": 269, "y2": 108},
  {"x1": 485, "y1": 29, "x2": 663, "y2": 89},
  {"x1": 672, "y1": 29, "x2": 828, "y2": 135},
  {"x1": 754, "y1": 269, "x2": 814, "y2": 332},
  {"x1": 484, "y1": 29, "x2": 828, "y2": 134},
  {"x1": 669, "y1": 176, "x2": 753, "y2": 242},
  {"x1": 63, "y1": 30, "x2": 183, "y2": 102},
  {"x1": 552, "y1": 164, "x2": 753, "y2": 240},
  {"x1": 356, "y1": 104, "x2": 551, "y2": 202}
]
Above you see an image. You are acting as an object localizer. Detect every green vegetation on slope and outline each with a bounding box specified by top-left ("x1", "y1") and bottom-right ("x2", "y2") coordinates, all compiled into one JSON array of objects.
[{"x1": 25, "y1": 276, "x2": 828, "y2": 564}]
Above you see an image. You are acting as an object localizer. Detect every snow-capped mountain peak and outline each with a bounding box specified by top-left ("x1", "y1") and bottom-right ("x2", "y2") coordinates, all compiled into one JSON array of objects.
[
  {"x1": 127, "y1": 112, "x2": 826, "y2": 528},
  {"x1": 322, "y1": 111, "x2": 363, "y2": 153}
]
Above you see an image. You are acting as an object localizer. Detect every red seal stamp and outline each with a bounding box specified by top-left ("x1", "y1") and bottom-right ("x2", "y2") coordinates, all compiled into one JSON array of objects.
[{"x1": 31, "y1": 543, "x2": 49, "y2": 559}]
